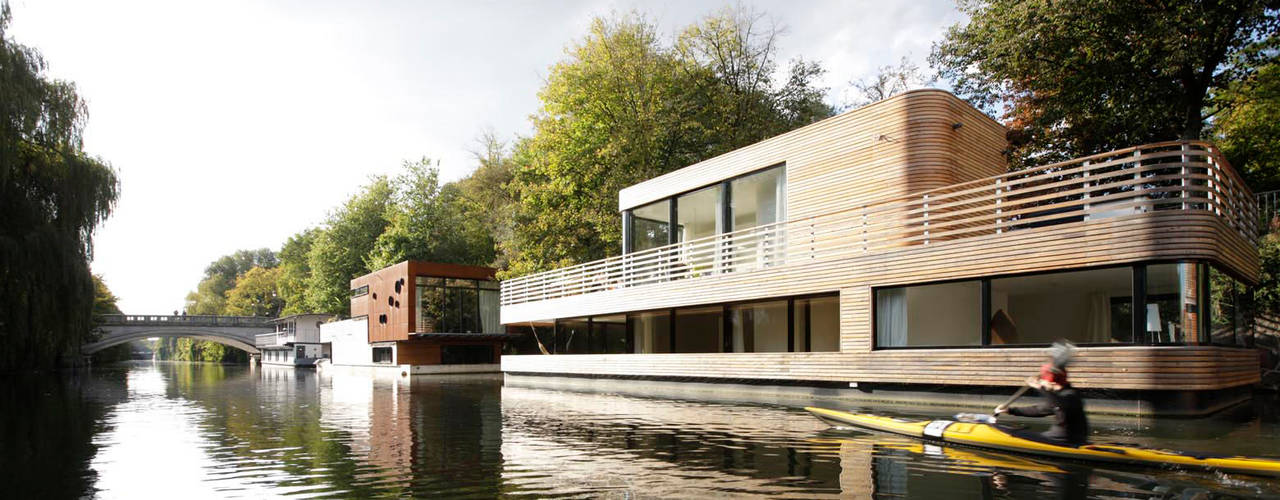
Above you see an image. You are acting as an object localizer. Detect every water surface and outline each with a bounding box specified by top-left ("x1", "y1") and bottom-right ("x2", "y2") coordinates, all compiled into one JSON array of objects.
[{"x1": 3, "y1": 362, "x2": 1279, "y2": 498}]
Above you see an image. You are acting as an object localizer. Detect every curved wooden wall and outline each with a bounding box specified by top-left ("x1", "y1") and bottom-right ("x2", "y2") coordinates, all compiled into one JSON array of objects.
[{"x1": 617, "y1": 89, "x2": 1009, "y2": 219}]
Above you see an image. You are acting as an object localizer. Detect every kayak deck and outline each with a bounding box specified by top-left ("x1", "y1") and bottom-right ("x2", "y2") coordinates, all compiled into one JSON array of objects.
[{"x1": 806, "y1": 406, "x2": 1280, "y2": 477}]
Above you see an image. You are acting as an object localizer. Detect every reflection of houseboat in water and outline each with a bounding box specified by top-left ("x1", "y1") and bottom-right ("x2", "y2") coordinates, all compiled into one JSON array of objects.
[{"x1": 498, "y1": 89, "x2": 1261, "y2": 416}]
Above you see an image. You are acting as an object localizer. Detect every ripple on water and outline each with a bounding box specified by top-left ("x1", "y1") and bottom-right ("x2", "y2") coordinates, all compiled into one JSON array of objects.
[{"x1": 4, "y1": 362, "x2": 1278, "y2": 498}]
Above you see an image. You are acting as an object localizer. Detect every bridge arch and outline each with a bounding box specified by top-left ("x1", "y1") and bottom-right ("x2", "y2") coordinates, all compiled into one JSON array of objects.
[
  {"x1": 82, "y1": 329, "x2": 261, "y2": 355},
  {"x1": 85, "y1": 314, "x2": 273, "y2": 355}
]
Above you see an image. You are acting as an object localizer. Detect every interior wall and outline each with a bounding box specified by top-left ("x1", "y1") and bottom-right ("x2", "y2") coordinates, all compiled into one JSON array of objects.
[{"x1": 905, "y1": 281, "x2": 981, "y2": 345}]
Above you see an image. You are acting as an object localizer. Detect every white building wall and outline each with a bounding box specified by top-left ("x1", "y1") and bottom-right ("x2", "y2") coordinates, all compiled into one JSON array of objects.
[{"x1": 321, "y1": 317, "x2": 373, "y2": 366}]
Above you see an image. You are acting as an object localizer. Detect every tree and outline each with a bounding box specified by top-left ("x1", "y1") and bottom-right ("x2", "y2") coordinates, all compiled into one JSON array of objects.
[
  {"x1": 674, "y1": 5, "x2": 832, "y2": 144},
  {"x1": 184, "y1": 248, "x2": 277, "y2": 315},
  {"x1": 277, "y1": 228, "x2": 320, "y2": 315},
  {"x1": 454, "y1": 132, "x2": 517, "y2": 268},
  {"x1": 367, "y1": 158, "x2": 493, "y2": 270},
  {"x1": 843, "y1": 56, "x2": 936, "y2": 110},
  {"x1": 931, "y1": 0, "x2": 1280, "y2": 166},
  {"x1": 503, "y1": 10, "x2": 832, "y2": 277},
  {"x1": 305, "y1": 177, "x2": 394, "y2": 315},
  {"x1": 1213, "y1": 62, "x2": 1280, "y2": 192},
  {"x1": 0, "y1": 3, "x2": 120, "y2": 371},
  {"x1": 224, "y1": 266, "x2": 284, "y2": 317}
]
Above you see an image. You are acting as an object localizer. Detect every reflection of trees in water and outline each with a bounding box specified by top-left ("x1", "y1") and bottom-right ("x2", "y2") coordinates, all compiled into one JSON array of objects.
[
  {"x1": 498, "y1": 386, "x2": 843, "y2": 496},
  {"x1": 0, "y1": 370, "x2": 128, "y2": 498}
]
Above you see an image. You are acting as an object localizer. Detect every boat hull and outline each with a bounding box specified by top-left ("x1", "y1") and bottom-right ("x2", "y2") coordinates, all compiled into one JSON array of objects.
[{"x1": 805, "y1": 407, "x2": 1280, "y2": 477}]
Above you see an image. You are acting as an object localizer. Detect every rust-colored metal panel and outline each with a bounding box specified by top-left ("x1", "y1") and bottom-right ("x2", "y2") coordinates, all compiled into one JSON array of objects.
[{"x1": 350, "y1": 261, "x2": 497, "y2": 344}]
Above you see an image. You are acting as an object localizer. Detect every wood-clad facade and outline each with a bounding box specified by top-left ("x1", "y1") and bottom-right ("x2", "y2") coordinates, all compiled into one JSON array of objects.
[{"x1": 498, "y1": 90, "x2": 1262, "y2": 403}]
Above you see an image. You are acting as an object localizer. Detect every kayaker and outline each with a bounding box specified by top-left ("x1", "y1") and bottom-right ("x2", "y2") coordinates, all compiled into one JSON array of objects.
[{"x1": 993, "y1": 343, "x2": 1089, "y2": 445}]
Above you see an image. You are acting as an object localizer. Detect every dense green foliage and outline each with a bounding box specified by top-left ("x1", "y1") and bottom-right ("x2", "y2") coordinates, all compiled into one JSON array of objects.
[
  {"x1": 501, "y1": 9, "x2": 833, "y2": 276},
  {"x1": 87, "y1": 275, "x2": 137, "y2": 364},
  {"x1": 277, "y1": 228, "x2": 319, "y2": 316},
  {"x1": 156, "y1": 249, "x2": 278, "y2": 363},
  {"x1": 931, "y1": 0, "x2": 1279, "y2": 166},
  {"x1": 0, "y1": 4, "x2": 120, "y2": 371},
  {"x1": 1214, "y1": 62, "x2": 1280, "y2": 192},
  {"x1": 303, "y1": 177, "x2": 394, "y2": 315},
  {"x1": 184, "y1": 248, "x2": 278, "y2": 315}
]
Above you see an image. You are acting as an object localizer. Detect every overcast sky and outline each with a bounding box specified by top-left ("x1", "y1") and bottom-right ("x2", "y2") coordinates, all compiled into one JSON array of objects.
[{"x1": 8, "y1": 0, "x2": 963, "y2": 313}]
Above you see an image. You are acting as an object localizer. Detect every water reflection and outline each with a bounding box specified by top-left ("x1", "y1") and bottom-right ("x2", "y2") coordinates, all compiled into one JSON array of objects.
[{"x1": 1, "y1": 362, "x2": 1279, "y2": 498}]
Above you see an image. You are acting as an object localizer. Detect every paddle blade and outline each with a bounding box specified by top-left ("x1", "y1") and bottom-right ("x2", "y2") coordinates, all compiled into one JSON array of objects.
[{"x1": 954, "y1": 413, "x2": 997, "y2": 424}]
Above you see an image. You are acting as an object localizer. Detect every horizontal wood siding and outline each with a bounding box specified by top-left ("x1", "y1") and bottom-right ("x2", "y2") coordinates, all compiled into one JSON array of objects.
[
  {"x1": 617, "y1": 89, "x2": 1008, "y2": 220},
  {"x1": 502, "y1": 346, "x2": 1260, "y2": 390}
]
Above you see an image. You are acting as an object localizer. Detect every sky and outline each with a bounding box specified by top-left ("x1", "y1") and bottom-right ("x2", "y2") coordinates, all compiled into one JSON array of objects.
[{"x1": 7, "y1": 0, "x2": 963, "y2": 313}]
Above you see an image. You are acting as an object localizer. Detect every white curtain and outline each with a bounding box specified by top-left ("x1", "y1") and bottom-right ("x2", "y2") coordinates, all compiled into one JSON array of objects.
[
  {"x1": 1085, "y1": 293, "x2": 1112, "y2": 342},
  {"x1": 479, "y1": 289, "x2": 501, "y2": 333},
  {"x1": 876, "y1": 288, "x2": 908, "y2": 347}
]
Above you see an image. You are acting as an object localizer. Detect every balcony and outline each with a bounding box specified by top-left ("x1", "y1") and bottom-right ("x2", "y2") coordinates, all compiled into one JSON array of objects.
[
  {"x1": 255, "y1": 332, "x2": 295, "y2": 348},
  {"x1": 501, "y1": 141, "x2": 1256, "y2": 307}
]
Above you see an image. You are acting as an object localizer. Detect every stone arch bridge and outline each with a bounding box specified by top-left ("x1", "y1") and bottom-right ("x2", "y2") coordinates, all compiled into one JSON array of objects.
[{"x1": 83, "y1": 314, "x2": 275, "y2": 355}]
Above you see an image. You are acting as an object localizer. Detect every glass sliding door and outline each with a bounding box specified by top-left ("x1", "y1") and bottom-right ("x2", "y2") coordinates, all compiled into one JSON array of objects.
[
  {"x1": 729, "y1": 166, "x2": 785, "y2": 272},
  {"x1": 676, "y1": 185, "x2": 724, "y2": 277}
]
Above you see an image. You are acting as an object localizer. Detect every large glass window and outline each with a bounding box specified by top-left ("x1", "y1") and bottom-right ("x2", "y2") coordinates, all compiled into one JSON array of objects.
[
  {"x1": 876, "y1": 281, "x2": 982, "y2": 347},
  {"x1": 729, "y1": 300, "x2": 789, "y2": 353},
  {"x1": 991, "y1": 267, "x2": 1132, "y2": 345},
  {"x1": 795, "y1": 295, "x2": 840, "y2": 352},
  {"x1": 1146, "y1": 263, "x2": 1198, "y2": 344},
  {"x1": 730, "y1": 166, "x2": 785, "y2": 272},
  {"x1": 556, "y1": 317, "x2": 589, "y2": 354},
  {"x1": 592, "y1": 315, "x2": 628, "y2": 354},
  {"x1": 629, "y1": 310, "x2": 671, "y2": 353},
  {"x1": 731, "y1": 166, "x2": 784, "y2": 231},
  {"x1": 372, "y1": 346, "x2": 393, "y2": 364},
  {"x1": 871, "y1": 263, "x2": 1254, "y2": 349},
  {"x1": 416, "y1": 277, "x2": 499, "y2": 334},
  {"x1": 676, "y1": 185, "x2": 723, "y2": 243},
  {"x1": 1210, "y1": 266, "x2": 1252, "y2": 346},
  {"x1": 674, "y1": 305, "x2": 723, "y2": 353},
  {"x1": 629, "y1": 199, "x2": 671, "y2": 252}
]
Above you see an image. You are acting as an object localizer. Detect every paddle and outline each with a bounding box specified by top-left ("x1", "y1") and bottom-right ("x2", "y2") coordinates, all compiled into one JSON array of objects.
[
  {"x1": 993, "y1": 385, "x2": 1031, "y2": 418},
  {"x1": 954, "y1": 385, "x2": 1030, "y2": 424}
]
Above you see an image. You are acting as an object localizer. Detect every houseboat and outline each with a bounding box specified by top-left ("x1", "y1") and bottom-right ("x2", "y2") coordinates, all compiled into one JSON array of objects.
[
  {"x1": 256, "y1": 313, "x2": 334, "y2": 366},
  {"x1": 320, "y1": 260, "x2": 520, "y2": 375},
  {"x1": 498, "y1": 89, "x2": 1260, "y2": 416}
]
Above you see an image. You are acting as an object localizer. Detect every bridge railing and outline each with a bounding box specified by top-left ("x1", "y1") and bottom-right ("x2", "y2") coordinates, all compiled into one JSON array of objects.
[{"x1": 96, "y1": 314, "x2": 275, "y2": 327}]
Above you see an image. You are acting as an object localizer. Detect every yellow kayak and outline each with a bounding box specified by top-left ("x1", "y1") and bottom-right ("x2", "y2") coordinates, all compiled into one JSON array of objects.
[{"x1": 806, "y1": 407, "x2": 1280, "y2": 477}]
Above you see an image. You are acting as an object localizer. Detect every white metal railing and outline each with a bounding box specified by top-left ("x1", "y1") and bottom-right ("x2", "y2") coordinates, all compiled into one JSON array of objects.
[
  {"x1": 254, "y1": 332, "x2": 295, "y2": 348},
  {"x1": 501, "y1": 141, "x2": 1257, "y2": 306}
]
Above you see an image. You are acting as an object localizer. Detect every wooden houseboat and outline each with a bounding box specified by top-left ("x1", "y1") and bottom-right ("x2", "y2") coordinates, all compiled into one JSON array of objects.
[{"x1": 498, "y1": 89, "x2": 1260, "y2": 415}]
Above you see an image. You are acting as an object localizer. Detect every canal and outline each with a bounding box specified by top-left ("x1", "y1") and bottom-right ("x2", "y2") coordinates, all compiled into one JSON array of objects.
[{"x1": 3, "y1": 362, "x2": 1279, "y2": 498}]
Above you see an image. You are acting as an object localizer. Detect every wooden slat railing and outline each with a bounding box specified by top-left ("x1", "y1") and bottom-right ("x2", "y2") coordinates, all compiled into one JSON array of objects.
[{"x1": 501, "y1": 141, "x2": 1256, "y2": 306}]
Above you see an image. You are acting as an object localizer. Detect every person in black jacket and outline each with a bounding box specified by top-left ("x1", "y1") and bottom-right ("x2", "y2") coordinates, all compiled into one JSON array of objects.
[{"x1": 994, "y1": 346, "x2": 1089, "y2": 445}]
